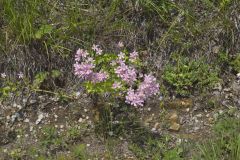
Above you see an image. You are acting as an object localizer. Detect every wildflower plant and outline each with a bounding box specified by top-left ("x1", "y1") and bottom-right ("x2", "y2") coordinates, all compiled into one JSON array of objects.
[{"x1": 74, "y1": 43, "x2": 160, "y2": 107}]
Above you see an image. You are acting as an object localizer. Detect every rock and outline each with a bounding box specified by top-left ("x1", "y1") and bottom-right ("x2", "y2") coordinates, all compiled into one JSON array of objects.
[
  {"x1": 237, "y1": 73, "x2": 240, "y2": 79},
  {"x1": 24, "y1": 118, "x2": 30, "y2": 123},
  {"x1": 169, "y1": 112, "x2": 178, "y2": 123},
  {"x1": 223, "y1": 88, "x2": 231, "y2": 92},
  {"x1": 169, "y1": 122, "x2": 180, "y2": 131},
  {"x1": 35, "y1": 113, "x2": 44, "y2": 124}
]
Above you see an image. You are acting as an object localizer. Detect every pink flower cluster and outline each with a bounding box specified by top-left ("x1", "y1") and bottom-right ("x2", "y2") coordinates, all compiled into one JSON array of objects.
[
  {"x1": 115, "y1": 62, "x2": 137, "y2": 84},
  {"x1": 73, "y1": 42, "x2": 160, "y2": 107},
  {"x1": 125, "y1": 74, "x2": 159, "y2": 106},
  {"x1": 74, "y1": 45, "x2": 108, "y2": 83}
]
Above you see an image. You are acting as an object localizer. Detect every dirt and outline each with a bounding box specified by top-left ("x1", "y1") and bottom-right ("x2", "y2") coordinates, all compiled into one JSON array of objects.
[{"x1": 0, "y1": 75, "x2": 239, "y2": 159}]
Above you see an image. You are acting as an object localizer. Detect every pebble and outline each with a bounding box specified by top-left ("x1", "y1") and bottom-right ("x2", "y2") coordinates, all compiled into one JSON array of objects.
[
  {"x1": 196, "y1": 114, "x2": 202, "y2": 118},
  {"x1": 36, "y1": 113, "x2": 44, "y2": 125},
  {"x1": 24, "y1": 118, "x2": 30, "y2": 123},
  {"x1": 78, "y1": 118, "x2": 83, "y2": 122},
  {"x1": 17, "y1": 105, "x2": 22, "y2": 109},
  {"x1": 151, "y1": 128, "x2": 156, "y2": 132},
  {"x1": 169, "y1": 112, "x2": 178, "y2": 122},
  {"x1": 169, "y1": 122, "x2": 180, "y2": 131},
  {"x1": 237, "y1": 73, "x2": 240, "y2": 79}
]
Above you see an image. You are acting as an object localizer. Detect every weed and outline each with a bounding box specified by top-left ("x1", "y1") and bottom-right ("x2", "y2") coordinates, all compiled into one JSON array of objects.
[
  {"x1": 72, "y1": 144, "x2": 89, "y2": 160},
  {"x1": 129, "y1": 133, "x2": 183, "y2": 160},
  {"x1": 231, "y1": 54, "x2": 240, "y2": 73},
  {"x1": 40, "y1": 126, "x2": 66, "y2": 151},
  {"x1": 163, "y1": 54, "x2": 219, "y2": 96},
  {"x1": 194, "y1": 116, "x2": 240, "y2": 160}
]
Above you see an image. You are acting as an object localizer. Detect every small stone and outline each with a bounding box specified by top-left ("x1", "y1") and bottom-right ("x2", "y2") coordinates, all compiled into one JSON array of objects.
[
  {"x1": 223, "y1": 88, "x2": 231, "y2": 92},
  {"x1": 194, "y1": 126, "x2": 200, "y2": 131},
  {"x1": 219, "y1": 110, "x2": 224, "y2": 114},
  {"x1": 30, "y1": 99, "x2": 37, "y2": 104},
  {"x1": 147, "y1": 107, "x2": 151, "y2": 111},
  {"x1": 86, "y1": 144, "x2": 90, "y2": 147},
  {"x1": 13, "y1": 103, "x2": 17, "y2": 107},
  {"x1": 78, "y1": 118, "x2": 83, "y2": 122},
  {"x1": 196, "y1": 114, "x2": 202, "y2": 118},
  {"x1": 60, "y1": 125, "x2": 64, "y2": 129},
  {"x1": 86, "y1": 116, "x2": 89, "y2": 120},
  {"x1": 169, "y1": 112, "x2": 178, "y2": 123},
  {"x1": 24, "y1": 118, "x2": 30, "y2": 123},
  {"x1": 36, "y1": 113, "x2": 44, "y2": 125},
  {"x1": 151, "y1": 128, "x2": 156, "y2": 132},
  {"x1": 237, "y1": 73, "x2": 240, "y2": 79},
  {"x1": 169, "y1": 122, "x2": 180, "y2": 131},
  {"x1": 84, "y1": 109, "x2": 88, "y2": 112}
]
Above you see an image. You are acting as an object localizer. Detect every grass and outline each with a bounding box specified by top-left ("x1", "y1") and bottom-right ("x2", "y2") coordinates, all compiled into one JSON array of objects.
[{"x1": 193, "y1": 116, "x2": 240, "y2": 160}]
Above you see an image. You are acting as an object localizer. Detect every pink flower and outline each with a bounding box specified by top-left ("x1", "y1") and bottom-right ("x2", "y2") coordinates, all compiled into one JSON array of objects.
[
  {"x1": 85, "y1": 57, "x2": 95, "y2": 63},
  {"x1": 1, "y1": 73, "x2": 6, "y2": 78},
  {"x1": 92, "y1": 44, "x2": 103, "y2": 55},
  {"x1": 117, "y1": 41, "x2": 124, "y2": 48},
  {"x1": 125, "y1": 89, "x2": 145, "y2": 107},
  {"x1": 92, "y1": 44, "x2": 99, "y2": 51},
  {"x1": 138, "y1": 74, "x2": 159, "y2": 96},
  {"x1": 91, "y1": 72, "x2": 108, "y2": 83},
  {"x1": 115, "y1": 63, "x2": 137, "y2": 84},
  {"x1": 75, "y1": 49, "x2": 88, "y2": 61},
  {"x1": 129, "y1": 50, "x2": 138, "y2": 62},
  {"x1": 118, "y1": 52, "x2": 125, "y2": 60},
  {"x1": 74, "y1": 62, "x2": 94, "y2": 79},
  {"x1": 112, "y1": 82, "x2": 122, "y2": 89},
  {"x1": 96, "y1": 48, "x2": 103, "y2": 55},
  {"x1": 18, "y1": 72, "x2": 24, "y2": 79}
]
